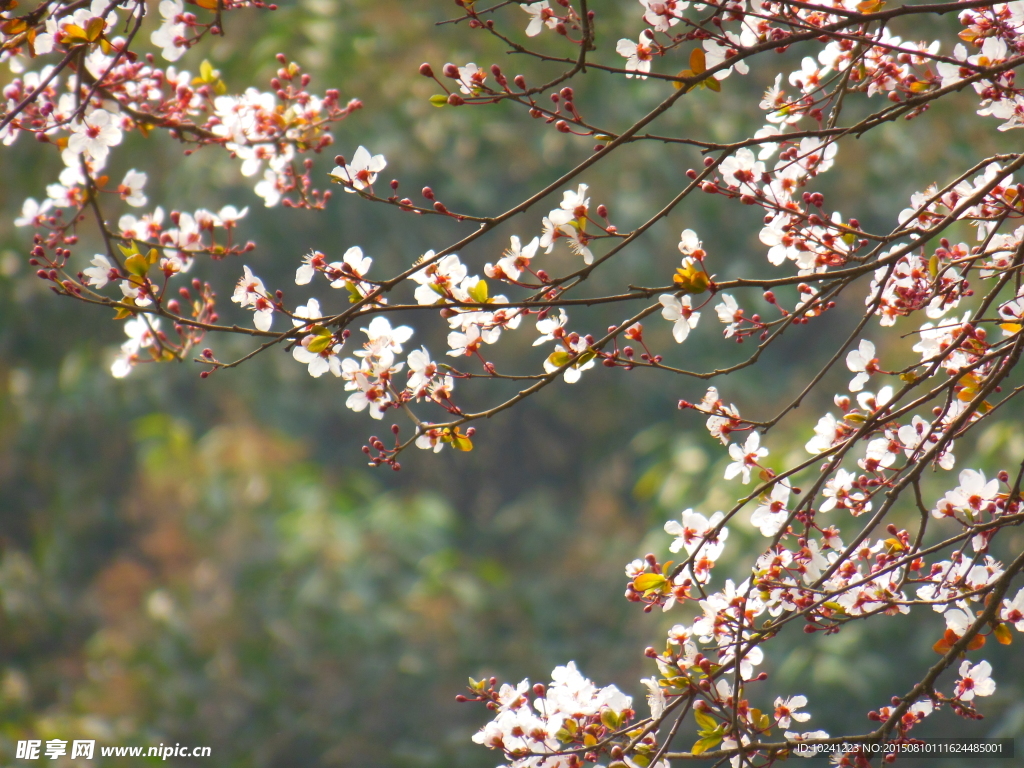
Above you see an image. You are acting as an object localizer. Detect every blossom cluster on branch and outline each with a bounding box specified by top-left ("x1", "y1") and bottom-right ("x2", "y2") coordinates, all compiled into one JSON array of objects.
[{"x1": 5, "y1": 0, "x2": 1024, "y2": 763}]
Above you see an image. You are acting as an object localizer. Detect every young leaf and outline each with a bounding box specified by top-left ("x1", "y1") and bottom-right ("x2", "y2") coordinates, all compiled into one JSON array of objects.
[
  {"x1": 694, "y1": 708, "x2": 718, "y2": 733},
  {"x1": 632, "y1": 573, "x2": 667, "y2": 592},
  {"x1": 691, "y1": 732, "x2": 724, "y2": 755},
  {"x1": 690, "y1": 48, "x2": 707, "y2": 74}
]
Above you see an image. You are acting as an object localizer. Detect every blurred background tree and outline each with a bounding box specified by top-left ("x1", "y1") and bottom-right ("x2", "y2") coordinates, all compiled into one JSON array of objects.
[{"x1": 1, "y1": 0, "x2": 1022, "y2": 765}]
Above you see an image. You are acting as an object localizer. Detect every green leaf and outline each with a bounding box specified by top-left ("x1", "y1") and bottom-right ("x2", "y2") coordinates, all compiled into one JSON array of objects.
[
  {"x1": 429, "y1": 94, "x2": 449, "y2": 108},
  {"x1": 468, "y1": 279, "x2": 489, "y2": 304},
  {"x1": 575, "y1": 349, "x2": 596, "y2": 367},
  {"x1": 124, "y1": 254, "x2": 149, "y2": 277},
  {"x1": 118, "y1": 241, "x2": 140, "y2": 258},
  {"x1": 691, "y1": 732, "x2": 724, "y2": 755},
  {"x1": 547, "y1": 350, "x2": 572, "y2": 369},
  {"x1": 601, "y1": 708, "x2": 622, "y2": 731},
  {"x1": 306, "y1": 335, "x2": 333, "y2": 354},
  {"x1": 694, "y1": 708, "x2": 718, "y2": 733}
]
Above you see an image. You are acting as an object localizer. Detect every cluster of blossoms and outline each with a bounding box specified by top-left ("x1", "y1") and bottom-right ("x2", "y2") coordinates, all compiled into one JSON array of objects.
[
  {"x1": 3, "y1": 0, "x2": 359, "y2": 376},
  {"x1": 466, "y1": 663, "x2": 643, "y2": 768},
  {"x1": 8, "y1": 0, "x2": 1024, "y2": 762}
]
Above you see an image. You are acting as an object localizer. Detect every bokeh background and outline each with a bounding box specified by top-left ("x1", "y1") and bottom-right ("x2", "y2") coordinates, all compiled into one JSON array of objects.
[{"x1": 1, "y1": 1, "x2": 1023, "y2": 765}]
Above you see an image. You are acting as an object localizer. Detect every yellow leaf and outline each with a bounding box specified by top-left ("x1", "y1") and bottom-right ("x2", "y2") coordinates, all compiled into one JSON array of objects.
[
  {"x1": 194, "y1": 0, "x2": 218, "y2": 9},
  {"x1": 673, "y1": 69, "x2": 694, "y2": 91},
  {"x1": 856, "y1": 0, "x2": 884, "y2": 11},
  {"x1": 958, "y1": 29, "x2": 979, "y2": 43},
  {"x1": 632, "y1": 573, "x2": 667, "y2": 592},
  {"x1": 1000, "y1": 323, "x2": 1022, "y2": 335},
  {"x1": 673, "y1": 262, "x2": 710, "y2": 294},
  {"x1": 689, "y1": 47, "x2": 706, "y2": 74},
  {"x1": 583, "y1": 733, "x2": 598, "y2": 747},
  {"x1": 994, "y1": 623, "x2": 1013, "y2": 645},
  {"x1": 59, "y1": 23, "x2": 88, "y2": 43},
  {"x1": 1, "y1": 17, "x2": 26, "y2": 34},
  {"x1": 85, "y1": 16, "x2": 104, "y2": 41},
  {"x1": 452, "y1": 431, "x2": 473, "y2": 452},
  {"x1": 704, "y1": 76, "x2": 721, "y2": 93},
  {"x1": 909, "y1": 80, "x2": 930, "y2": 93},
  {"x1": 928, "y1": 253, "x2": 939, "y2": 278}
]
